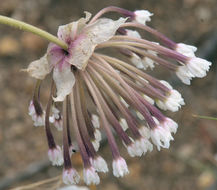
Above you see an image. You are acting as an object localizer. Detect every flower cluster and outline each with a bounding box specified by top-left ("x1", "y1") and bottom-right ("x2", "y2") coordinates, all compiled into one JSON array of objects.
[{"x1": 26, "y1": 6, "x2": 211, "y2": 185}]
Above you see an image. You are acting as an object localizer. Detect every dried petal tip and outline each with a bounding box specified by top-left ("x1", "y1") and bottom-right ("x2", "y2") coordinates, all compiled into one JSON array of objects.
[
  {"x1": 162, "y1": 117, "x2": 178, "y2": 134},
  {"x1": 130, "y1": 53, "x2": 144, "y2": 69},
  {"x1": 94, "y1": 129, "x2": 102, "y2": 142},
  {"x1": 63, "y1": 168, "x2": 80, "y2": 185},
  {"x1": 68, "y1": 17, "x2": 127, "y2": 70},
  {"x1": 120, "y1": 96, "x2": 129, "y2": 108},
  {"x1": 150, "y1": 118, "x2": 174, "y2": 151},
  {"x1": 83, "y1": 167, "x2": 100, "y2": 185},
  {"x1": 176, "y1": 66, "x2": 194, "y2": 85},
  {"x1": 92, "y1": 156, "x2": 108, "y2": 173},
  {"x1": 134, "y1": 10, "x2": 153, "y2": 25},
  {"x1": 186, "y1": 57, "x2": 212, "y2": 78},
  {"x1": 26, "y1": 54, "x2": 51, "y2": 80},
  {"x1": 127, "y1": 142, "x2": 143, "y2": 157},
  {"x1": 156, "y1": 81, "x2": 185, "y2": 112},
  {"x1": 136, "y1": 111, "x2": 145, "y2": 120},
  {"x1": 49, "y1": 106, "x2": 63, "y2": 131},
  {"x1": 48, "y1": 145, "x2": 63, "y2": 166},
  {"x1": 139, "y1": 126, "x2": 151, "y2": 139},
  {"x1": 142, "y1": 49, "x2": 158, "y2": 70},
  {"x1": 92, "y1": 139, "x2": 100, "y2": 152},
  {"x1": 176, "y1": 43, "x2": 197, "y2": 57},
  {"x1": 112, "y1": 157, "x2": 129, "y2": 177},
  {"x1": 125, "y1": 29, "x2": 141, "y2": 39},
  {"x1": 135, "y1": 138, "x2": 153, "y2": 155},
  {"x1": 142, "y1": 94, "x2": 154, "y2": 105},
  {"x1": 28, "y1": 101, "x2": 45, "y2": 127},
  {"x1": 119, "y1": 118, "x2": 128, "y2": 131},
  {"x1": 91, "y1": 114, "x2": 100, "y2": 128}
]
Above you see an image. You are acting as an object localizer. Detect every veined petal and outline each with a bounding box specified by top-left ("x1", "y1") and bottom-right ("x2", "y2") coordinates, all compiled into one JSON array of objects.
[
  {"x1": 67, "y1": 17, "x2": 127, "y2": 70},
  {"x1": 57, "y1": 12, "x2": 92, "y2": 42},
  {"x1": 53, "y1": 62, "x2": 75, "y2": 102},
  {"x1": 176, "y1": 43, "x2": 197, "y2": 58},
  {"x1": 47, "y1": 43, "x2": 65, "y2": 67},
  {"x1": 85, "y1": 17, "x2": 127, "y2": 44},
  {"x1": 26, "y1": 54, "x2": 51, "y2": 79}
]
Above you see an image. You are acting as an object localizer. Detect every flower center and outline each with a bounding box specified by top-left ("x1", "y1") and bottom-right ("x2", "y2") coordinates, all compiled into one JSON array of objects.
[
  {"x1": 71, "y1": 65, "x2": 77, "y2": 72},
  {"x1": 62, "y1": 49, "x2": 69, "y2": 56}
]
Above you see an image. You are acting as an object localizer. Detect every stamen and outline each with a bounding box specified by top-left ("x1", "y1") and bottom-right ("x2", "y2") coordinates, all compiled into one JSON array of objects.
[
  {"x1": 66, "y1": 96, "x2": 76, "y2": 154},
  {"x1": 79, "y1": 83, "x2": 96, "y2": 140},
  {"x1": 110, "y1": 35, "x2": 188, "y2": 62},
  {"x1": 82, "y1": 71, "x2": 121, "y2": 160},
  {"x1": 92, "y1": 56, "x2": 157, "y2": 129},
  {"x1": 74, "y1": 74, "x2": 97, "y2": 159},
  {"x1": 89, "y1": 6, "x2": 133, "y2": 24},
  {"x1": 96, "y1": 54, "x2": 171, "y2": 93},
  {"x1": 49, "y1": 105, "x2": 63, "y2": 131},
  {"x1": 95, "y1": 57, "x2": 166, "y2": 99},
  {"x1": 88, "y1": 70, "x2": 150, "y2": 156},
  {"x1": 69, "y1": 89, "x2": 92, "y2": 169},
  {"x1": 45, "y1": 81, "x2": 57, "y2": 150},
  {"x1": 45, "y1": 81, "x2": 63, "y2": 166},
  {"x1": 62, "y1": 97, "x2": 72, "y2": 169},
  {"x1": 121, "y1": 22, "x2": 176, "y2": 49},
  {"x1": 87, "y1": 66, "x2": 133, "y2": 146}
]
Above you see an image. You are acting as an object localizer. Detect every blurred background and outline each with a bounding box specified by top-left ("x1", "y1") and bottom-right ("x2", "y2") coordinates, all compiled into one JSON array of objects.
[{"x1": 0, "y1": 0, "x2": 217, "y2": 189}]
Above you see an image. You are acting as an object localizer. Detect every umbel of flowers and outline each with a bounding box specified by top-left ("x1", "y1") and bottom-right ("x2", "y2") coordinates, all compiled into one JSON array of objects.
[{"x1": 26, "y1": 6, "x2": 211, "y2": 185}]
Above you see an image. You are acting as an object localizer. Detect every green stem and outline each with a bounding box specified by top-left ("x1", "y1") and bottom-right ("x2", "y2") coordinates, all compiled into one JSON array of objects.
[
  {"x1": 0, "y1": 15, "x2": 68, "y2": 50},
  {"x1": 192, "y1": 114, "x2": 217, "y2": 121}
]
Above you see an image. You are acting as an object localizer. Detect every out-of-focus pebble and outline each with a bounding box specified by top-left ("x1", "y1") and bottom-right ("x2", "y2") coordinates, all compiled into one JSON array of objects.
[
  {"x1": 197, "y1": 171, "x2": 215, "y2": 189},
  {"x1": 0, "y1": 36, "x2": 20, "y2": 55}
]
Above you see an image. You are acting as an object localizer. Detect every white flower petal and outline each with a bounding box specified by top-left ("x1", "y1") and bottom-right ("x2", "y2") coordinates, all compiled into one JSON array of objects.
[
  {"x1": 130, "y1": 53, "x2": 144, "y2": 69},
  {"x1": 48, "y1": 145, "x2": 64, "y2": 166},
  {"x1": 47, "y1": 43, "x2": 65, "y2": 68},
  {"x1": 119, "y1": 118, "x2": 128, "y2": 131},
  {"x1": 156, "y1": 83, "x2": 185, "y2": 112},
  {"x1": 120, "y1": 96, "x2": 129, "y2": 108},
  {"x1": 160, "y1": 80, "x2": 173, "y2": 90},
  {"x1": 112, "y1": 157, "x2": 129, "y2": 177},
  {"x1": 142, "y1": 94, "x2": 154, "y2": 105},
  {"x1": 125, "y1": 29, "x2": 141, "y2": 39},
  {"x1": 136, "y1": 111, "x2": 145, "y2": 120},
  {"x1": 26, "y1": 54, "x2": 51, "y2": 79},
  {"x1": 139, "y1": 126, "x2": 151, "y2": 139},
  {"x1": 135, "y1": 138, "x2": 153, "y2": 155},
  {"x1": 28, "y1": 100, "x2": 45, "y2": 127},
  {"x1": 92, "y1": 140, "x2": 100, "y2": 152},
  {"x1": 176, "y1": 65, "x2": 194, "y2": 85},
  {"x1": 63, "y1": 168, "x2": 80, "y2": 185},
  {"x1": 67, "y1": 17, "x2": 127, "y2": 70},
  {"x1": 58, "y1": 185, "x2": 89, "y2": 190},
  {"x1": 134, "y1": 10, "x2": 153, "y2": 25},
  {"x1": 53, "y1": 62, "x2": 75, "y2": 102},
  {"x1": 187, "y1": 57, "x2": 212, "y2": 78},
  {"x1": 83, "y1": 167, "x2": 100, "y2": 185},
  {"x1": 92, "y1": 156, "x2": 108, "y2": 173},
  {"x1": 57, "y1": 12, "x2": 92, "y2": 41},
  {"x1": 150, "y1": 118, "x2": 174, "y2": 151},
  {"x1": 94, "y1": 129, "x2": 102, "y2": 142},
  {"x1": 176, "y1": 43, "x2": 197, "y2": 58},
  {"x1": 127, "y1": 142, "x2": 143, "y2": 157},
  {"x1": 162, "y1": 118, "x2": 178, "y2": 134},
  {"x1": 142, "y1": 45, "x2": 158, "y2": 70},
  {"x1": 91, "y1": 114, "x2": 100, "y2": 128}
]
